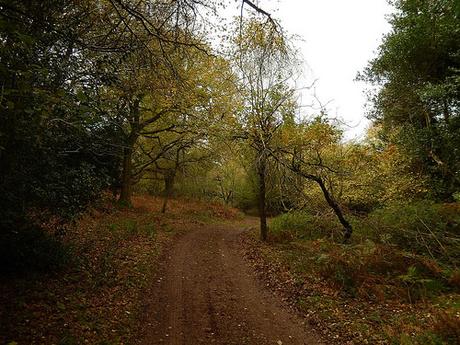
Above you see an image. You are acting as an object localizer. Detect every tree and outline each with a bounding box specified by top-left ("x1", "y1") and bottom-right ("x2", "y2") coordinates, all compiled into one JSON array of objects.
[
  {"x1": 109, "y1": 42, "x2": 236, "y2": 204},
  {"x1": 231, "y1": 17, "x2": 297, "y2": 241},
  {"x1": 359, "y1": 0, "x2": 460, "y2": 200},
  {"x1": 334, "y1": 125, "x2": 428, "y2": 212},
  {"x1": 0, "y1": 1, "x2": 124, "y2": 271},
  {"x1": 0, "y1": 1, "x2": 121, "y2": 220},
  {"x1": 102, "y1": 44, "x2": 182, "y2": 204},
  {"x1": 274, "y1": 117, "x2": 354, "y2": 242}
]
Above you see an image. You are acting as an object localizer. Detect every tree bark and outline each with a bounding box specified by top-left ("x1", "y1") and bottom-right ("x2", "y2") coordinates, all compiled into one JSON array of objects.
[
  {"x1": 119, "y1": 144, "x2": 133, "y2": 205},
  {"x1": 119, "y1": 99, "x2": 141, "y2": 206},
  {"x1": 257, "y1": 156, "x2": 268, "y2": 241},
  {"x1": 119, "y1": 134, "x2": 137, "y2": 205},
  {"x1": 288, "y1": 165, "x2": 353, "y2": 242},
  {"x1": 315, "y1": 177, "x2": 353, "y2": 242},
  {"x1": 162, "y1": 148, "x2": 182, "y2": 213},
  {"x1": 161, "y1": 172, "x2": 175, "y2": 214}
]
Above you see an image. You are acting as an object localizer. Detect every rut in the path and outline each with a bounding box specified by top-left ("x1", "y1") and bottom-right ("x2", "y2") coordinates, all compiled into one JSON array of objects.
[{"x1": 138, "y1": 220, "x2": 324, "y2": 345}]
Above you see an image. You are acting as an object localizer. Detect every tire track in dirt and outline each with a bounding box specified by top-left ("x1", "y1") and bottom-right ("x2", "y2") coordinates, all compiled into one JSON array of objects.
[{"x1": 139, "y1": 220, "x2": 324, "y2": 345}]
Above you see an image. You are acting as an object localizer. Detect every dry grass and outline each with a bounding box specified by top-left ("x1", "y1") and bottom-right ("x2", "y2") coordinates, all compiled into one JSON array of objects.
[
  {"x1": 433, "y1": 310, "x2": 460, "y2": 344},
  {"x1": 132, "y1": 195, "x2": 242, "y2": 220},
  {"x1": 242, "y1": 230, "x2": 460, "y2": 345}
]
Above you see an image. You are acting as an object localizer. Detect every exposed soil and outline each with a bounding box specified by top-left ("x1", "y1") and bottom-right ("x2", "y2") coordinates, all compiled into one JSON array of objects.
[{"x1": 137, "y1": 219, "x2": 324, "y2": 345}]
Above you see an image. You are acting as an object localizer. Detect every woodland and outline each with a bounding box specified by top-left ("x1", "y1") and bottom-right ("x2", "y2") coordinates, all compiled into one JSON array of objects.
[{"x1": 0, "y1": 0, "x2": 459, "y2": 344}]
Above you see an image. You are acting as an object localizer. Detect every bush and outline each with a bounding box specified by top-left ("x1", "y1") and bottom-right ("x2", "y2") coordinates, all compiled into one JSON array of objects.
[
  {"x1": 0, "y1": 225, "x2": 72, "y2": 274},
  {"x1": 354, "y1": 201, "x2": 460, "y2": 265},
  {"x1": 270, "y1": 210, "x2": 343, "y2": 242},
  {"x1": 313, "y1": 241, "x2": 447, "y2": 300},
  {"x1": 270, "y1": 211, "x2": 314, "y2": 242}
]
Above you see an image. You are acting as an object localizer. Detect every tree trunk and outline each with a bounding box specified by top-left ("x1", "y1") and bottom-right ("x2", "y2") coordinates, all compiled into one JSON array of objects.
[
  {"x1": 257, "y1": 157, "x2": 268, "y2": 241},
  {"x1": 289, "y1": 165, "x2": 353, "y2": 242},
  {"x1": 119, "y1": 99, "x2": 141, "y2": 206},
  {"x1": 119, "y1": 147, "x2": 133, "y2": 205},
  {"x1": 119, "y1": 137, "x2": 136, "y2": 205},
  {"x1": 161, "y1": 172, "x2": 175, "y2": 214},
  {"x1": 315, "y1": 177, "x2": 353, "y2": 242}
]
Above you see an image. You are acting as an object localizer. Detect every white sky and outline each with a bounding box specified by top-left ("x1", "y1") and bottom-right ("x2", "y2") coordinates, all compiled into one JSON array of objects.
[{"x1": 221, "y1": 0, "x2": 394, "y2": 139}]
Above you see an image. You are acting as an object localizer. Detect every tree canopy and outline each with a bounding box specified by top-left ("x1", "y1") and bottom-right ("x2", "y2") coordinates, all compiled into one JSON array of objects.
[
  {"x1": 359, "y1": 0, "x2": 460, "y2": 200},
  {"x1": 0, "y1": 0, "x2": 459, "y2": 268}
]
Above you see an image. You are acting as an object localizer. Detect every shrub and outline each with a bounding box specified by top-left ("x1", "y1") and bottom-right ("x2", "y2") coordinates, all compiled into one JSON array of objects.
[
  {"x1": 233, "y1": 185, "x2": 258, "y2": 212},
  {"x1": 0, "y1": 225, "x2": 72, "y2": 274},
  {"x1": 311, "y1": 240, "x2": 447, "y2": 300},
  {"x1": 398, "y1": 266, "x2": 445, "y2": 302},
  {"x1": 270, "y1": 210, "x2": 344, "y2": 242},
  {"x1": 315, "y1": 246, "x2": 362, "y2": 296},
  {"x1": 354, "y1": 201, "x2": 460, "y2": 265},
  {"x1": 270, "y1": 211, "x2": 314, "y2": 242}
]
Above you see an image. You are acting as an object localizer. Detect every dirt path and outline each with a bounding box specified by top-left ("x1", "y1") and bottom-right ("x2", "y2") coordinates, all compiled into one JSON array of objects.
[{"x1": 138, "y1": 219, "x2": 324, "y2": 345}]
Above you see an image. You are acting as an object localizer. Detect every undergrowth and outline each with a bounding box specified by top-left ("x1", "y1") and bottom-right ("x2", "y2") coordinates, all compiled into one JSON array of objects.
[
  {"x1": 263, "y1": 201, "x2": 460, "y2": 344},
  {"x1": 0, "y1": 194, "x2": 240, "y2": 344},
  {"x1": 0, "y1": 225, "x2": 72, "y2": 274},
  {"x1": 353, "y1": 201, "x2": 460, "y2": 266}
]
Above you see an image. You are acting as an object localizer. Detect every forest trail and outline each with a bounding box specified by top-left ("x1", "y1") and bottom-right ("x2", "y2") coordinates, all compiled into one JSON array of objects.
[{"x1": 138, "y1": 218, "x2": 324, "y2": 345}]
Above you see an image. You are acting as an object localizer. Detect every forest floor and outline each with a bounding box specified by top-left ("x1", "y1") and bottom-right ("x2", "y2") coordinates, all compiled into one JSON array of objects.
[
  {"x1": 0, "y1": 196, "x2": 323, "y2": 345},
  {"x1": 2, "y1": 196, "x2": 458, "y2": 345},
  {"x1": 242, "y1": 231, "x2": 460, "y2": 345}
]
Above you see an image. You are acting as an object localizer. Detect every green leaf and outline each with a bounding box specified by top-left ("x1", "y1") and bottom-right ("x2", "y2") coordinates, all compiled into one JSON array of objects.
[{"x1": 76, "y1": 90, "x2": 86, "y2": 102}]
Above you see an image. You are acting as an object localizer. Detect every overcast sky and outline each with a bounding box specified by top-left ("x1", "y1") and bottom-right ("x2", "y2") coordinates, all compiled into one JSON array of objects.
[{"x1": 223, "y1": 0, "x2": 394, "y2": 139}]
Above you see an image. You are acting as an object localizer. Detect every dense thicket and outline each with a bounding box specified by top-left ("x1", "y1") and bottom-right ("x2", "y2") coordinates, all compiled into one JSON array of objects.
[
  {"x1": 0, "y1": 1, "x2": 117, "y2": 271},
  {"x1": 359, "y1": 0, "x2": 460, "y2": 200},
  {"x1": 0, "y1": 0, "x2": 221, "y2": 271}
]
